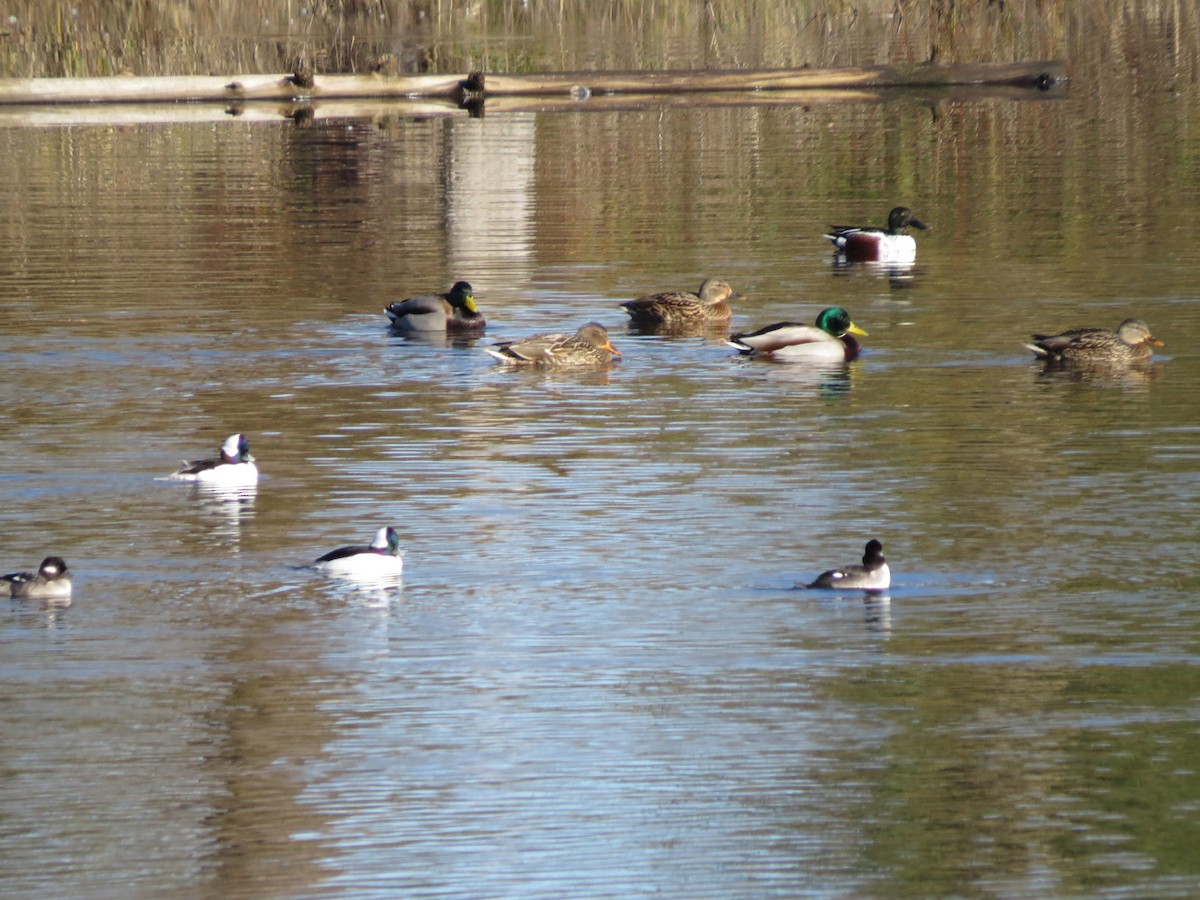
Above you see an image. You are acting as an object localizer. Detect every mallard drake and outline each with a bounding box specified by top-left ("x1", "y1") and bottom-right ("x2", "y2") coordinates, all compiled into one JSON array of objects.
[
  {"x1": 620, "y1": 278, "x2": 743, "y2": 328},
  {"x1": 384, "y1": 281, "x2": 485, "y2": 332},
  {"x1": 168, "y1": 434, "x2": 258, "y2": 486},
  {"x1": 1025, "y1": 318, "x2": 1162, "y2": 364},
  {"x1": 3, "y1": 556, "x2": 72, "y2": 600},
  {"x1": 727, "y1": 307, "x2": 868, "y2": 362},
  {"x1": 314, "y1": 526, "x2": 403, "y2": 578},
  {"x1": 484, "y1": 322, "x2": 621, "y2": 367},
  {"x1": 804, "y1": 540, "x2": 890, "y2": 592},
  {"x1": 824, "y1": 207, "x2": 930, "y2": 263}
]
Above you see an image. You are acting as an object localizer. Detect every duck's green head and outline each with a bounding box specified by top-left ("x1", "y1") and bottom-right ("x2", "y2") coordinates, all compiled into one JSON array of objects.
[
  {"x1": 816, "y1": 307, "x2": 868, "y2": 338},
  {"x1": 887, "y1": 206, "x2": 929, "y2": 234},
  {"x1": 371, "y1": 526, "x2": 403, "y2": 556},
  {"x1": 449, "y1": 281, "x2": 477, "y2": 313}
]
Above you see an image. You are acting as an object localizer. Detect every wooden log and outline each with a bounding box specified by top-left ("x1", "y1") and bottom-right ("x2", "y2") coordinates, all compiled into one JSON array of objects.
[
  {"x1": 0, "y1": 81, "x2": 1065, "y2": 128},
  {"x1": 0, "y1": 72, "x2": 469, "y2": 105},
  {"x1": 482, "y1": 61, "x2": 1065, "y2": 96},
  {"x1": 0, "y1": 61, "x2": 1065, "y2": 106},
  {"x1": 0, "y1": 99, "x2": 465, "y2": 128}
]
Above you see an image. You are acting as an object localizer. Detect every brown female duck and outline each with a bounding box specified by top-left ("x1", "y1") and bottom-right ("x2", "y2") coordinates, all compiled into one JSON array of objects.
[
  {"x1": 484, "y1": 322, "x2": 621, "y2": 367},
  {"x1": 620, "y1": 278, "x2": 743, "y2": 328}
]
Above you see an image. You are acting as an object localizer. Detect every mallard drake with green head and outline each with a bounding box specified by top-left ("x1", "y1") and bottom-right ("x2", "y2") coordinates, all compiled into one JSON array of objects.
[
  {"x1": 727, "y1": 307, "x2": 868, "y2": 362},
  {"x1": 384, "y1": 281, "x2": 485, "y2": 332},
  {"x1": 1025, "y1": 318, "x2": 1161, "y2": 364},
  {"x1": 620, "y1": 278, "x2": 743, "y2": 328},
  {"x1": 484, "y1": 322, "x2": 621, "y2": 367}
]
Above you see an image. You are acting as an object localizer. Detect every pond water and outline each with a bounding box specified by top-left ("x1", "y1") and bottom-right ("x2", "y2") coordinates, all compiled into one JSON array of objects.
[{"x1": 3, "y1": 13, "x2": 1200, "y2": 900}]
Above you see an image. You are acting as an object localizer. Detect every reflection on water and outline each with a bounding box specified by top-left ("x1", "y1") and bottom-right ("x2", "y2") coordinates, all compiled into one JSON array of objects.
[
  {"x1": 189, "y1": 484, "x2": 258, "y2": 549},
  {"x1": 4, "y1": 18, "x2": 1200, "y2": 899}
]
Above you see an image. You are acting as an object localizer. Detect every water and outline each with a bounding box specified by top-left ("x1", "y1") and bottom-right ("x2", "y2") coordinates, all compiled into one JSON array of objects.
[{"x1": 4, "y1": 25, "x2": 1200, "y2": 900}]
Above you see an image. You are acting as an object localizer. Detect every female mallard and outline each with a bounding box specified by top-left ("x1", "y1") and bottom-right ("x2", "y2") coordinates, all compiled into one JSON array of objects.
[
  {"x1": 620, "y1": 278, "x2": 743, "y2": 328},
  {"x1": 484, "y1": 322, "x2": 621, "y2": 367},
  {"x1": 824, "y1": 207, "x2": 930, "y2": 263},
  {"x1": 384, "y1": 281, "x2": 485, "y2": 332},
  {"x1": 3, "y1": 556, "x2": 73, "y2": 600},
  {"x1": 1025, "y1": 318, "x2": 1162, "y2": 364},
  {"x1": 804, "y1": 540, "x2": 890, "y2": 592},
  {"x1": 314, "y1": 526, "x2": 403, "y2": 579},
  {"x1": 168, "y1": 434, "x2": 258, "y2": 486},
  {"x1": 727, "y1": 307, "x2": 868, "y2": 362}
]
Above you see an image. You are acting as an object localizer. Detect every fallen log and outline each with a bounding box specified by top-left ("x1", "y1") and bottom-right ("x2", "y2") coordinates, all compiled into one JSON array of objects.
[
  {"x1": 0, "y1": 81, "x2": 1066, "y2": 129},
  {"x1": 0, "y1": 61, "x2": 1065, "y2": 106}
]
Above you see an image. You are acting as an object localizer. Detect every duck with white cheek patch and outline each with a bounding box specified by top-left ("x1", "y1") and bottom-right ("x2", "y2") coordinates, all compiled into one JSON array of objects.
[
  {"x1": 168, "y1": 433, "x2": 258, "y2": 486},
  {"x1": 3, "y1": 556, "x2": 73, "y2": 600},
  {"x1": 314, "y1": 527, "x2": 404, "y2": 580}
]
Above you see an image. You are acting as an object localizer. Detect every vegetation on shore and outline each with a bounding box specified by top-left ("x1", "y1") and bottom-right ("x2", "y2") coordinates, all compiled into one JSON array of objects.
[{"x1": 0, "y1": 0, "x2": 1151, "y2": 80}]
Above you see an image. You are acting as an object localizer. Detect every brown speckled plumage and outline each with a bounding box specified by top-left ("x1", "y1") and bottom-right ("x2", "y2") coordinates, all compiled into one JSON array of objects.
[{"x1": 620, "y1": 278, "x2": 743, "y2": 328}]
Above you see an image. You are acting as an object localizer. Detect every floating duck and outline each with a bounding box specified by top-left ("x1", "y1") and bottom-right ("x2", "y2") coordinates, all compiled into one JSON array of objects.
[
  {"x1": 3, "y1": 556, "x2": 73, "y2": 600},
  {"x1": 804, "y1": 540, "x2": 890, "y2": 592},
  {"x1": 484, "y1": 322, "x2": 621, "y2": 367},
  {"x1": 727, "y1": 307, "x2": 868, "y2": 362},
  {"x1": 314, "y1": 526, "x2": 403, "y2": 579},
  {"x1": 620, "y1": 279, "x2": 743, "y2": 328},
  {"x1": 1025, "y1": 318, "x2": 1162, "y2": 364},
  {"x1": 824, "y1": 207, "x2": 930, "y2": 263},
  {"x1": 169, "y1": 434, "x2": 258, "y2": 486},
  {"x1": 384, "y1": 281, "x2": 485, "y2": 332}
]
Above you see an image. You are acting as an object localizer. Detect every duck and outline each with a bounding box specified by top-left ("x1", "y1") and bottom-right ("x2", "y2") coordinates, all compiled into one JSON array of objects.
[
  {"x1": 384, "y1": 281, "x2": 485, "y2": 332},
  {"x1": 804, "y1": 540, "x2": 890, "y2": 592},
  {"x1": 620, "y1": 278, "x2": 743, "y2": 328},
  {"x1": 314, "y1": 526, "x2": 404, "y2": 578},
  {"x1": 168, "y1": 434, "x2": 258, "y2": 486},
  {"x1": 1025, "y1": 318, "x2": 1162, "y2": 364},
  {"x1": 3, "y1": 556, "x2": 73, "y2": 600},
  {"x1": 823, "y1": 207, "x2": 930, "y2": 263},
  {"x1": 484, "y1": 322, "x2": 621, "y2": 367},
  {"x1": 727, "y1": 307, "x2": 868, "y2": 362}
]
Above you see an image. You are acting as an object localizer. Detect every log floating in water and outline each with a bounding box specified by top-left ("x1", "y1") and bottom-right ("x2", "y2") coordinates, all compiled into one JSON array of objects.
[
  {"x1": 482, "y1": 62, "x2": 1065, "y2": 96},
  {"x1": 0, "y1": 61, "x2": 1064, "y2": 106}
]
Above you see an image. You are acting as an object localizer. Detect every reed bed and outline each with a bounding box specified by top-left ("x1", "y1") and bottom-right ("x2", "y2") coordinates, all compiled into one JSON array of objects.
[{"x1": 1, "y1": 1, "x2": 1193, "y2": 81}]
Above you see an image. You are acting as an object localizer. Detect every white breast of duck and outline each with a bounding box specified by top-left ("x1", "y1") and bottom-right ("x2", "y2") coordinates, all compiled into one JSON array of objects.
[
  {"x1": 805, "y1": 540, "x2": 890, "y2": 592},
  {"x1": 314, "y1": 526, "x2": 404, "y2": 579},
  {"x1": 172, "y1": 434, "x2": 258, "y2": 486},
  {"x1": 4, "y1": 556, "x2": 73, "y2": 600}
]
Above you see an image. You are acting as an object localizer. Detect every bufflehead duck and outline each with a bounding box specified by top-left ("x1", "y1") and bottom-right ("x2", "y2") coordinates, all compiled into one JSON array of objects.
[
  {"x1": 169, "y1": 434, "x2": 258, "y2": 486},
  {"x1": 314, "y1": 526, "x2": 404, "y2": 578},
  {"x1": 620, "y1": 278, "x2": 743, "y2": 329},
  {"x1": 3, "y1": 556, "x2": 73, "y2": 600},
  {"x1": 824, "y1": 207, "x2": 930, "y2": 264},
  {"x1": 485, "y1": 322, "x2": 621, "y2": 367},
  {"x1": 728, "y1": 307, "x2": 869, "y2": 362},
  {"x1": 805, "y1": 540, "x2": 891, "y2": 592},
  {"x1": 1025, "y1": 318, "x2": 1162, "y2": 364},
  {"x1": 384, "y1": 281, "x2": 485, "y2": 332}
]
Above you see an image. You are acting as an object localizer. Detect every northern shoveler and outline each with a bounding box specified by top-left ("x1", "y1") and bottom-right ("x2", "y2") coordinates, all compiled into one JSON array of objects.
[
  {"x1": 727, "y1": 307, "x2": 868, "y2": 362},
  {"x1": 314, "y1": 526, "x2": 404, "y2": 579},
  {"x1": 484, "y1": 322, "x2": 621, "y2": 367},
  {"x1": 385, "y1": 281, "x2": 485, "y2": 332},
  {"x1": 804, "y1": 540, "x2": 890, "y2": 592},
  {"x1": 620, "y1": 278, "x2": 743, "y2": 328},
  {"x1": 168, "y1": 434, "x2": 258, "y2": 486},
  {"x1": 824, "y1": 207, "x2": 930, "y2": 263},
  {"x1": 1025, "y1": 319, "x2": 1162, "y2": 364},
  {"x1": 3, "y1": 556, "x2": 73, "y2": 600}
]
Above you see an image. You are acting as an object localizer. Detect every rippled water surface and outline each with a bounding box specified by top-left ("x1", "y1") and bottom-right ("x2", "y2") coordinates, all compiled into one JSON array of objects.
[{"x1": 4, "y1": 35, "x2": 1200, "y2": 900}]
